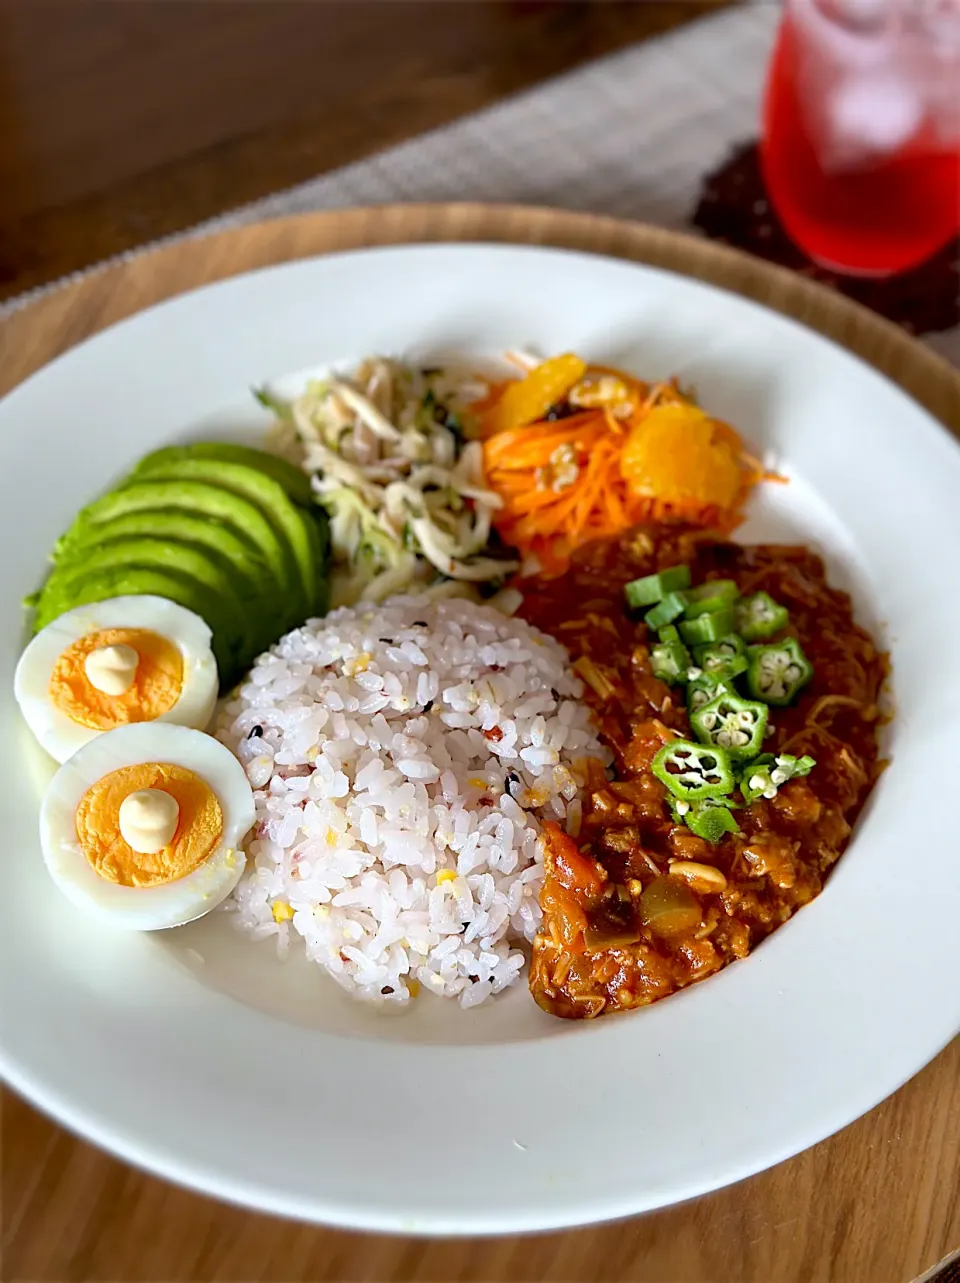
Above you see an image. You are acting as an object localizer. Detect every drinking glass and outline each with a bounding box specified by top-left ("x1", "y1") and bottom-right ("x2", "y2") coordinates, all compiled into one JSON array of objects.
[{"x1": 761, "y1": 0, "x2": 960, "y2": 275}]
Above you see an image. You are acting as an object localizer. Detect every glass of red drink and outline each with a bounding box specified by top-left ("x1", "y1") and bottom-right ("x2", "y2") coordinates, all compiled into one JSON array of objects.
[{"x1": 761, "y1": 0, "x2": 960, "y2": 276}]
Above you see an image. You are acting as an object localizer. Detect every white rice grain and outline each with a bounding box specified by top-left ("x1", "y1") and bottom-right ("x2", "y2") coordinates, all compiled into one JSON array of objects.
[{"x1": 218, "y1": 594, "x2": 608, "y2": 1008}]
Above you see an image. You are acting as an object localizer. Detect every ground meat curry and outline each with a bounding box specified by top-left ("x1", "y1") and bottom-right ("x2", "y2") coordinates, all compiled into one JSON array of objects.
[{"x1": 519, "y1": 524, "x2": 887, "y2": 1020}]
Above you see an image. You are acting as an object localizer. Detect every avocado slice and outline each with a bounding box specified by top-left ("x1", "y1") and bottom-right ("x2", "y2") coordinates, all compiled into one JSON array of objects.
[
  {"x1": 298, "y1": 504, "x2": 331, "y2": 617},
  {"x1": 37, "y1": 538, "x2": 251, "y2": 671},
  {"x1": 32, "y1": 566, "x2": 238, "y2": 681},
  {"x1": 57, "y1": 479, "x2": 302, "y2": 618},
  {"x1": 56, "y1": 509, "x2": 282, "y2": 652},
  {"x1": 130, "y1": 443, "x2": 312, "y2": 508},
  {"x1": 50, "y1": 529, "x2": 264, "y2": 661},
  {"x1": 123, "y1": 459, "x2": 316, "y2": 617}
]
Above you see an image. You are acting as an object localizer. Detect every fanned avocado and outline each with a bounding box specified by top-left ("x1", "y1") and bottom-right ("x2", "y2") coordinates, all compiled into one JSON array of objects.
[
  {"x1": 55, "y1": 509, "x2": 283, "y2": 652},
  {"x1": 123, "y1": 459, "x2": 316, "y2": 616},
  {"x1": 31, "y1": 441, "x2": 332, "y2": 689},
  {"x1": 130, "y1": 443, "x2": 312, "y2": 507},
  {"x1": 36, "y1": 538, "x2": 251, "y2": 669},
  {"x1": 32, "y1": 566, "x2": 238, "y2": 678},
  {"x1": 57, "y1": 479, "x2": 302, "y2": 615}
]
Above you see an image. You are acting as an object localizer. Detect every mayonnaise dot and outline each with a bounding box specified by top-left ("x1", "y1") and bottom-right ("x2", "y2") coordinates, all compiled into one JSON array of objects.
[
  {"x1": 84, "y1": 644, "x2": 140, "y2": 695},
  {"x1": 118, "y1": 788, "x2": 180, "y2": 853}
]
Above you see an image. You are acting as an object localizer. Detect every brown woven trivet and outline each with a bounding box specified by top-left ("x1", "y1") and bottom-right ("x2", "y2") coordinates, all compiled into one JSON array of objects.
[
  {"x1": 693, "y1": 141, "x2": 960, "y2": 338},
  {"x1": 934, "y1": 1256, "x2": 960, "y2": 1283}
]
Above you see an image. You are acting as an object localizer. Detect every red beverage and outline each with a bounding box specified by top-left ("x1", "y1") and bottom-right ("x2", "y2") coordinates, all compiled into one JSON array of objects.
[{"x1": 762, "y1": 0, "x2": 960, "y2": 276}]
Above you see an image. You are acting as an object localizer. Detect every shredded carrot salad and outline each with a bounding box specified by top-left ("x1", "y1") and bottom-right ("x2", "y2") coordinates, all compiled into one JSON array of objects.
[{"x1": 479, "y1": 354, "x2": 776, "y2": 574}]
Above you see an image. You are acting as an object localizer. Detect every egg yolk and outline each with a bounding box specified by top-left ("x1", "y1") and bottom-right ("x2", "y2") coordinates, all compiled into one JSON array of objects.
[
  {"x1": 50, "y1": 628, "x2": 183, "y2": 731},
  {"x1": 75, "y1": 762, "x2": 223, "y2": 887}
]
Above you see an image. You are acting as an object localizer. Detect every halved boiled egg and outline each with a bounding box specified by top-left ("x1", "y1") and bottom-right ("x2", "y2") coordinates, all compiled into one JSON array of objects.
[
  {"x1": 15, "y1": 596, "x2": 218, "y2": 763},
  {"x1": 40, "y1": 722, "x2": 255, "y2": 931}
]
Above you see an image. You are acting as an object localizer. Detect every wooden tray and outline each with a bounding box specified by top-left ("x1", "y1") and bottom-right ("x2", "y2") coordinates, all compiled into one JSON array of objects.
[{"x1": 3, "y1": 204, "x2": 959, "y2": 1283}]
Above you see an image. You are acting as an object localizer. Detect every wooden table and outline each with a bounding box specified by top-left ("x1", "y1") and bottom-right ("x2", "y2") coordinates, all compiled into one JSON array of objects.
[
  {"x1": 3, "y1": 205, "x2": 960, "y2": 1283},
  {"x1": 0, "y1": 0, "x2": 728, "y2": 303}
]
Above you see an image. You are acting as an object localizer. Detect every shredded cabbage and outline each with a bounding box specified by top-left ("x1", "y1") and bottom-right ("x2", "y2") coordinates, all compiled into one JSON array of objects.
[{"x1": 262, "y1": 358, "x2": 518, "y2": 606}]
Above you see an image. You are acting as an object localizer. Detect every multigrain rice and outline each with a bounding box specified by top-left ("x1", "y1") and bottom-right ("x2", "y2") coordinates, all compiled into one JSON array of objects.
[{"x1": 217, "y1": 595, "x2": 608, "y2": 1007}]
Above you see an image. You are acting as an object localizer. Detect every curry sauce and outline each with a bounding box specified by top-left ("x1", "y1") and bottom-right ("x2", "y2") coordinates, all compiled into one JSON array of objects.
[{"x1": 519, "y1": 525, "x2": 887, "y2": 1019}]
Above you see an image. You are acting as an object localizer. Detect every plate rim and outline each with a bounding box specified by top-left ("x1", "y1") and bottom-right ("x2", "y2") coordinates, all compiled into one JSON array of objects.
[{"x1": 3, "y1": 202, "x2": 958, "y2": 430}]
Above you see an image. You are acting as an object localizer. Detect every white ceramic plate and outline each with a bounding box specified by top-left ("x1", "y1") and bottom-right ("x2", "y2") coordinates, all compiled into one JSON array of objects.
[{"x1": 2, "y1": 244, "x2": 959, "y2": 1235}]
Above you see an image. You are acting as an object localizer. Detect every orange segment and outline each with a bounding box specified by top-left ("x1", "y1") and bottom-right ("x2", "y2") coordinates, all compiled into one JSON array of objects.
[
  {"x1": 482, "y1": 354, "x2": 588, "y2": 436},
  {"x1": 75, "y1": 761, "x2": 223, "y2": 887},
  {"x1": 620, "y1": 403, "x2": 742, "y2": 510},
  {"x1": 50, "y1": 628, "x2": 183, "y2": 731}
]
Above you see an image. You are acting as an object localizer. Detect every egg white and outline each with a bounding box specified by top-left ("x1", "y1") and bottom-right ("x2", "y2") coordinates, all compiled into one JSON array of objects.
[
  {"x1": 15, "y1": 595, "x2": 219, "y2": 763},
  {"x1": 39, "y1": 722, "x2": 255, "y2": 931}
]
